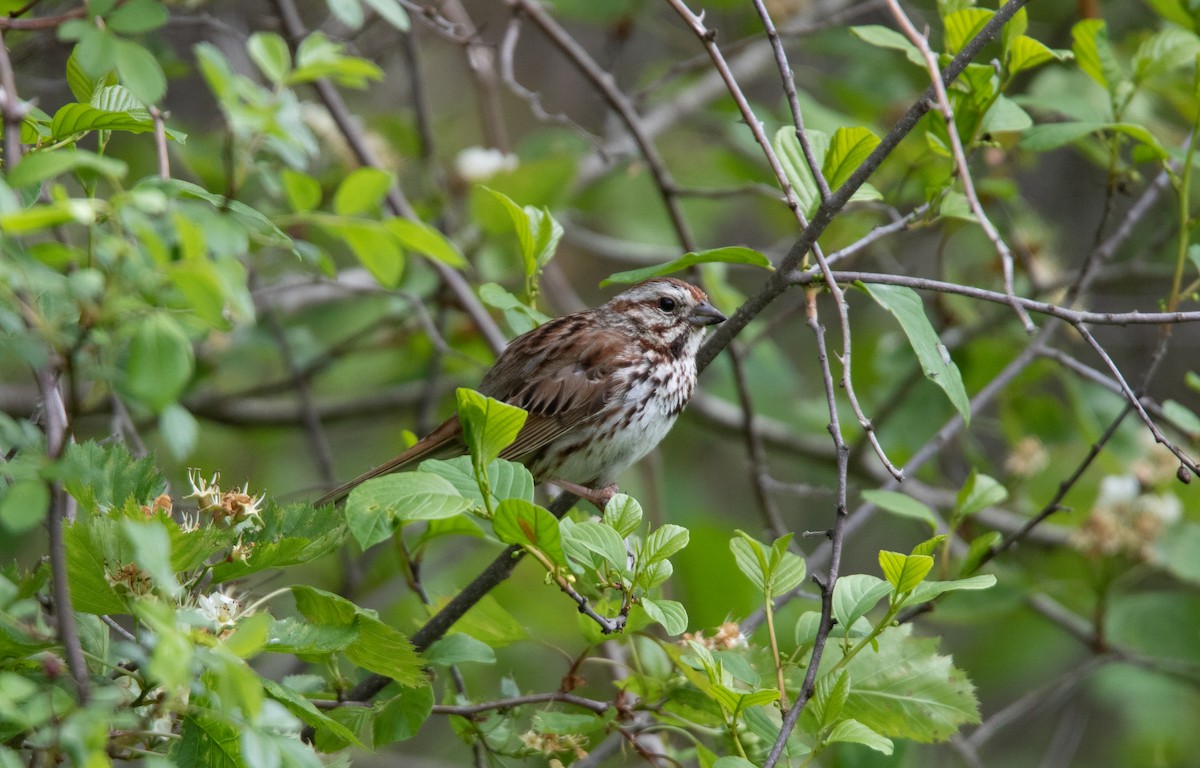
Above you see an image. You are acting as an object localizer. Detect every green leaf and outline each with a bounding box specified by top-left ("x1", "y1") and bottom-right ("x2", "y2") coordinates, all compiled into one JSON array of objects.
[
  {"x1": 602, "y1": 493, "x2": 643, "y2": 538},
  {"x1": 1020, "y1": 122, "x2": 1169, "y2": 159},
  {"x1": 327, "y1": 0, "x2": 364, "y2": 28},
  {"x1": 0, "y1": 480, "x2": 48, "y2": 535},
  {"x1": 770, "y1": 536, "x2": 806, "y2": 595},
  {"x1": 420, "y1": 457, "x2": 534, "y2": 509},
  {"x1": 1146, "y1": 0, "x2": 1200, "y2": 31},
  {"x1": 730, "y1": 532, "x2": 769, "y2": 592},
  {"x1": 456, "y1": 388, "x2": 528, "y2": 467},
  {"x1": 562, "y1": 520, "x2": 629, "y2": 572},
  {"x1": 774, "y1": 126, "x2": 881, "y2": 217},
  {"x1": 289, "y1": 33, "x2": 382, "y2": 88},
  {"x1": 910, "y1": 534, "x2": 946, "y2": 558},
  {"x1": 105, "y1": 0, "x2": 169, "y2": 33},
  {"x1": 122, "y1": 312, "x2": 195, "y2": 410},
  {"x1": 905, "y1": 574, "x2": 996, "y2": 605},
  {"x1": 479, "y1": 187, "x2": 562, "y2": 277},
  {"x1": 827, "y1": 718, "x2": 894, "y2": 754},
  {"x1": 121, "y1": 518, "x2": 181, "y2": 597},
  {"x1": 961, "y1": 531, "x2": 1001, "y2": 576},
  {"x1": 158, "y1": 403, "x2": 198, "y2": 461},
  {"x1": 850, "y1": 25, "x2": 924, "y2": 67},
  {"x1": 171, "y1": 710, "x2": 243, "y2": 767},
  {"x1": 862, "y1": 490, "x2": 938, "y2": 530},
  {"x1": 954, "y1": 471, "x2": 1007, "y2": 519},
  {"x1": 211, "y1": 501, "x2": 347, "y2": 582},
  {"x1": 333, "y1": 167, "x2": 393, "y2": 216},
  {"x1": 833, "y1": 574, "x2": 891, "y2": 630},
  {"x1": 601, "y1": 246, "x2": 772, "y2": 287},
  {"x1": 642, "y1": 597, "x2": 688, "y2": 635},
  {"x1": 247, "y1": 32, "x2": 292, "y2": 84},
  {"x1": 374, "y1": 684, "x2": 433, "y2": 746},
  {"x1": 823, "y1": 125, "x2": 881, "y2": 191},
  {"x1": 879, "y1": 551, "x2": 934, "y2": 593},
  {"x1": 423, "y1": 633, "x2": 496, "y2": 666},
  {"x1": 325, "y1": 219, "x2": 404, "y2": 287},
  {"x1": 1072, "y1": 18, "x2": 1121, "y2": 94},
  {"x1": 265, "y1": 617, "x2": 357, "y2": 654},
  {"x1": 281, "y1": 169, "x2": 321, "y2": 213},
  {"x1": 860, "y1": 283, "x2": 970, "y2": 423},
  {"x1": 1156, "y1": 522, "x2": 1200, "y2": 585},
  {"x1": 811, "y1": 670, "x2": 850, "y2": 728},
  {"x1": 493, "y1": 499, "x2": 566, "y2": 568},
  {"x1": 828, "y1": 624, "x2": 980, "y2": 741},
  {"x1": 345, "y1": 472, "x2": 470, "y2": 549},
  {"x1": 643, "y1": 524, "x2": 689, "y2": 564},
  {"x1": 1163, "y1": 399, "x2": 1200, "y2": 437},
  {"x1": 5, "y1": 148, "x2": 128, "y2": 188},
  {"x1": 49, "y1": 103, "x2": 155, "y2": 138},
  {"x1": 385, "y1": 218, "x2": 467, "y2": 267},
  {"x1": 261, "y1": 678, "x2": 362, "y2": 747},
  {"x1": 347, "y1": 616, "x2": 425, "y2": 685},
  {"x1": 114, "y1": 38, "x2": 166, "y2": 104},
  {"x1": 360, "y1": 0, "x2": 410, "y2": 30},
  {"x1": 478, "y1": 282, "x2": 551, "y2": 334},
  {"x1": 1007, "y1": 35, "x2": 1066, "y2": 75},
  {"x1": 943, "y1": 8, "x2": 994, "y2": 55},
  {"x1": 713, "y1": 758, "x2": 759, "y2": 768}
]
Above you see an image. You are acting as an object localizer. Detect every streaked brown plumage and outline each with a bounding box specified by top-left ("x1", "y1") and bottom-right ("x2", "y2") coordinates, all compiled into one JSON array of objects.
[{"x1": 315, "y1": 277, "x2": 725, "y2": 507}]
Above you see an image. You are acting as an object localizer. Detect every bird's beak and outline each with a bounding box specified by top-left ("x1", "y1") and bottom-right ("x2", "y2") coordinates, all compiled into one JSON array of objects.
[{"x1": 688, "y1": 300, "x2": 727, "y2": 327}]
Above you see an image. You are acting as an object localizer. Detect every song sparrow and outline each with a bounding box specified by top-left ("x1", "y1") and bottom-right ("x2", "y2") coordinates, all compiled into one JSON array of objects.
[{"x1": 315, "y1": 277, "x2": 726, "y2": 507}]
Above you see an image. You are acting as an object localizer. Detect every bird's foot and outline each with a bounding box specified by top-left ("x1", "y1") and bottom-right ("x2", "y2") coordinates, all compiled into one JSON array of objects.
[{"x1": 549, "y1": 480, "x2": 618, "y2": 511}]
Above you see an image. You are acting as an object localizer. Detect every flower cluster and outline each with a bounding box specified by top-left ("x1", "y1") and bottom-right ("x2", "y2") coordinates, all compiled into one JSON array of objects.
[
  {"x1": 682, "y1": 621, "x2": 747, "y2": 651},
  {"x1": 185, "y1": 469, "x2": 264, "y2": 527},
  {"x1": 1071, "y1": 474, "x2": 1182, "y2": 561}
]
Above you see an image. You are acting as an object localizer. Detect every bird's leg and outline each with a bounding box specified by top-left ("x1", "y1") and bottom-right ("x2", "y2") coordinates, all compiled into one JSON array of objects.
[{"x1": 548, "y1": 480, "x2": 618, "y2": 510}]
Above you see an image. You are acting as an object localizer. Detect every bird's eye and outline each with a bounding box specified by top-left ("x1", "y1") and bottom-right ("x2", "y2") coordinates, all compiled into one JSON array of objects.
[{"x1": 658, "y1": 297, "x2": 676, "y2": 312}]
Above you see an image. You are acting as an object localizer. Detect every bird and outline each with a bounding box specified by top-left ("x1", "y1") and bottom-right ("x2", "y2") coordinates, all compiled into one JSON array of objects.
[{"x1": 314, "y1": 277, "x2": 726, "y2": 508}]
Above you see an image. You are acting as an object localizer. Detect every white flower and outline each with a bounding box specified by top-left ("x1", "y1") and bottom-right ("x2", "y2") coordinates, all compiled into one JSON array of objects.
[
  {"x1": 197, "y1": 591, "x2": 242, "y2": 628},
  {"x1": 1095, "y1": 475, "x2": 1139, "y2": 508},
  {"x1": 454, "y1": 146, "x2": 518, "y2": 182},
  {"x1": 186, "y1": 469, "x2": 222, "y2": 510}
]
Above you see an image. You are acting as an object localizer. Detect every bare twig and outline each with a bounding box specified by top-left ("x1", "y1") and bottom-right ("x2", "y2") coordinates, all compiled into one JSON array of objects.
[
  {"x1": 509, "y1": 0, "x2": 695, "y2": 252},
  {"x1": 884, "y1": 0, "x2": 1034, "y2": 333},
  {"x1": 0, "y1": 5, "x2": 86, "y2": 29},
  {"x1": 0, "y1": 29, "x2": 26, "y2": 168},
  {"x1": 761, "y1": 288, "x2": 852, "y2": 768},
  {"x1": 794, "y1": 270, "x2": 1200, "y2": 326},
  {"x1": 35, "y1": 367, "x2": 89, "y2": 703},
  {"x1": 1074, "y1": 323, "x2": 1197, "y2": 475},
  {"x1": 499, "y1": 16, "x2": 600, "y2": 145},
  {"x1": 752, "y1": 0, "x2": 830, "y2": 203},
  {"x1": 149, "y1": 107, "x2": 170, "y2": 179},
  {"x1": 430, "y1": 691, "x2": 610, "y2": 716},
  {"x1": 726, "y1": 344, "x2": 788, "y2": 540}
]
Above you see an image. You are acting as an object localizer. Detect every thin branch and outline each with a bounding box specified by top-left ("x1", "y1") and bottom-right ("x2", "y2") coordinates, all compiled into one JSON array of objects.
[
  {"x1": 430, "y1": 691, "x2": 610, "y2": 717},
  {"x1": 752, "y1": 0, "x2": 830, "y2": 203},
  {"x1": 35, "y1": 367, "x2": 89, "y2": 703},
  {"x1": 509, "y1": 0, "x2": 696, "y2": 251},
  {"x1": 762, "y1": 289, "x2": 852, "y2": 768},
  {"x1": 149, "y1": 107, "x2": 170, "y2": 179},
  {"x1": 1074, "y1": 323, "x2": 1197, "y2": 475},
  {"x1": 726, "y1": 343, "x2": 788, "y2": 540},
  {"x1": 440, "y1": 0, "x2": 509, "y2": 152},
  {"x1": 885, "y1": 0, "x2": 1034, "y2": 333},
  {"x1": 794, "y1": 270, "x2": 1200, "y2": 326},
  {"x1": 0, "y1": 28, "x2": 25, "y2": 168},
  {"x1": 0, "y1": 5, "x2": 86, "y2": 29},
  {"x1": 499, "y1": 16, "x2": 601, "y2": 146}
]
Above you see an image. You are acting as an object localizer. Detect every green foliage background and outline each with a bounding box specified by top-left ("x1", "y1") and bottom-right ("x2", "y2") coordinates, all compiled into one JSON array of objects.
[{"x1": 2, "y1": 0, "x2": 1200, "y2": 765}]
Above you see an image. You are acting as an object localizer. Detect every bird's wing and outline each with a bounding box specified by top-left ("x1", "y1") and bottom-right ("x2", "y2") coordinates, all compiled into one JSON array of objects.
[
  {"x1": 481, "y1": 314, "x2": 628, "y2": 464},
  {"x1": 313, "y1": 416, "x2": 464, "y2": 506},
  {"x1": 315, "y1": 313, "x2": 630, "y2": 506}
]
